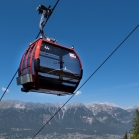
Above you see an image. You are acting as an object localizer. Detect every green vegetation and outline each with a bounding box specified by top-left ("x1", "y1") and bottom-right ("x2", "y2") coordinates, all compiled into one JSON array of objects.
[
  {"x1": 123, "y1": 132, "x2": 127, "y2": 139},
  {"x1": 123, "y1": 109, "x2": 139, "y2": 139},
  {"x1": 130, "y1": 109, "x2": 139, "y2": 139}
]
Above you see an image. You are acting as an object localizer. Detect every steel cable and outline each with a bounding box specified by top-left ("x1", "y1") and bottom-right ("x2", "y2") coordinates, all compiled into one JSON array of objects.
[
  {"x1": 0, "y1": 69, "x2": 18, "y2": 101},
  {"x1": 31, "y1": 24, "x2": 139, "y2": 139},
  {"x1": 0, "y1": 0, "x2": 60, "y2": 102}
]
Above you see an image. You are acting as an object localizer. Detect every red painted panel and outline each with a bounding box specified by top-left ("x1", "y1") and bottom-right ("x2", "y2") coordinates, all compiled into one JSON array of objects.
[
  {"x1": 30, "y1": 43, "x2": 37, "y2": 75},
  {"x1": 35, "y1": 39, "x2": 43, "y2": 59}
]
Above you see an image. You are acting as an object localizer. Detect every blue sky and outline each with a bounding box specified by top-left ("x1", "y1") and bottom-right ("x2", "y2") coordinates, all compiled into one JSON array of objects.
[{"x1": 0, "y1": 0, "x2": 139, "y2": 107}]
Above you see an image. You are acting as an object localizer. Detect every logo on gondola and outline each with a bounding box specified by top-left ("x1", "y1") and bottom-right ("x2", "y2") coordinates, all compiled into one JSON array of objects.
[
  {"x1": 69, "y1": 53, "x2": 76, "y2": 59},
  {"x1": 44, "y1": 46, "x2": 50, "y2": 50}
]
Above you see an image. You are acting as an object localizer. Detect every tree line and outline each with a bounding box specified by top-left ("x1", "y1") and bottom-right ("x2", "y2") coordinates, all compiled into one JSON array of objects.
[{"x1": 123, "y1": 109, "x2": 139, "y2": 139}]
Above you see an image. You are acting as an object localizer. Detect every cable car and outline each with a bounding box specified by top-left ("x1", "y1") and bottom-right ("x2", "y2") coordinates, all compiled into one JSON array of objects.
[{"x1": 16, "y1": 4, "x2": 83, "y2": 95}]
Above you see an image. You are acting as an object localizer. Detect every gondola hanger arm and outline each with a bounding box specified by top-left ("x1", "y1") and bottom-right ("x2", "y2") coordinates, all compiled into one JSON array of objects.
[
  {"x1": 36, "y1": 4, "x2": 57, "y2": 42},
  {"x1": 37, "y1": 5, "x2": 52, "y2": 39}
]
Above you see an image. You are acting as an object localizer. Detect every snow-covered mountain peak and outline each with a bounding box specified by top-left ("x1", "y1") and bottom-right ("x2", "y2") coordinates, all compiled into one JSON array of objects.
[
  {"x1": 67, "y1": 102, "x2": 86, "y2": 108},
  {"x1": 0, "y1": 100, "x2": 139, "y2": 112},
  {"x1": 86, "y1": 102, "x2": 119, "y2": 108},
  {"x1": 85, "y1": 102, "x2": 124, "y2": 115}
]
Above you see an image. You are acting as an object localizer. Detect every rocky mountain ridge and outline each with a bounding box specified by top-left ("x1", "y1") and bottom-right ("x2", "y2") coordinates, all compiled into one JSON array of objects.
[
  {"x1": 0, "y1": 100, "x2": 137, "y2": 139},
  {"x1": 0, "y1": 100, "x2": 137, "y2": 110}
]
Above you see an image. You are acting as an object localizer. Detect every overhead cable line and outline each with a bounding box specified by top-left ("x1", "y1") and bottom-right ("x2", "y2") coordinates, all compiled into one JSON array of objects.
[
  {"x1": 0, "y1": 0, "x2": 60, "y2": 102},
  {"x1": 0, "y1": 69, "x2": 18, "y2": 101},
  {"x1": 31, "y1": 24, "x2": 139, "y2": 139}
]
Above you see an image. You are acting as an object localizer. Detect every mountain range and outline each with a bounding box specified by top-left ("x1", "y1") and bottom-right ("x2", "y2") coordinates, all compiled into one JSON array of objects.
[{"x1": 0, "y1": 100, "x2": 138, "y2": 139}]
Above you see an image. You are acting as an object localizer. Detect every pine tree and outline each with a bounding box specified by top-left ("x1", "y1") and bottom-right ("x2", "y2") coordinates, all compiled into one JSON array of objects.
[
  {"x1": 130, "y1": 109, "x2": 139, "y2": 139},
  {"x1": 123, "y1": 132, "x2": 128, "y2": 139}
]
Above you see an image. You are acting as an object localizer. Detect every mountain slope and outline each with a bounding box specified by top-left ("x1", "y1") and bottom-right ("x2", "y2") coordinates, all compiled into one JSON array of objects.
[{"x1": 0, "y1": 100, "x2": 136, "y2": 138}]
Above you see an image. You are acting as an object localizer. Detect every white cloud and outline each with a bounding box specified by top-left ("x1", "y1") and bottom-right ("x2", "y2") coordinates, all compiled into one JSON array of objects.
[
  {"x1": 75, "y1": 91, "x2": 81, "y2": 96},
  {"x1": 2, "y1": 87, "x2": 9, "y2": 93}
]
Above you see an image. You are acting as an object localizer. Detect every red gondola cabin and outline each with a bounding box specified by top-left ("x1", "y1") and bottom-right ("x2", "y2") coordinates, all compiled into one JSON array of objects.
[{"x1": 16, "y1": 38, "x2": 83, "y2": 95}]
